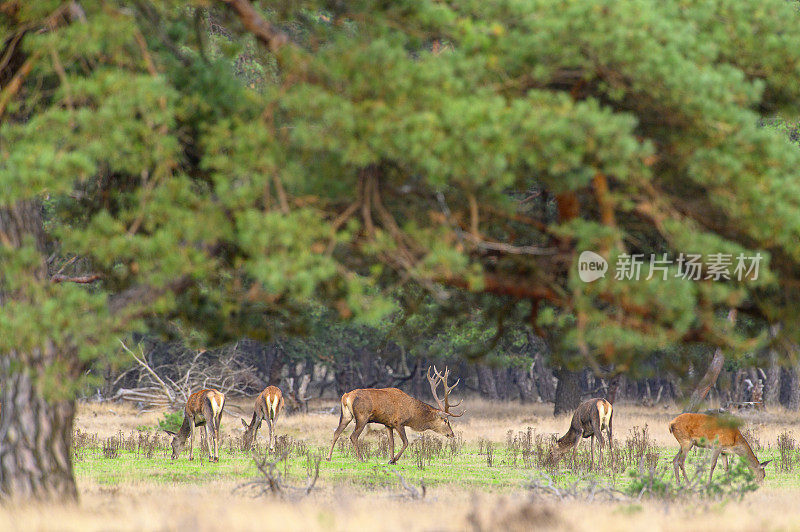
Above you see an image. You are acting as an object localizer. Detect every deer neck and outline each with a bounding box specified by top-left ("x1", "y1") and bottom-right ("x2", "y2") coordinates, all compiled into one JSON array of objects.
[
  {"x1": 733, "y1": 437, "x2": 761, "y2": 472},
  {"x1": 554, "y1": 426, "x2": 581, "y2": 453},
  {"x1": 408, "y1": 402, "x2": 439, "y2": 431},
  {"x1": 243, "y1": 410, "x2": 261, "y2": 446},
  {"x1": 175, "y1": 412, "x2": 193, "y2": 443}
]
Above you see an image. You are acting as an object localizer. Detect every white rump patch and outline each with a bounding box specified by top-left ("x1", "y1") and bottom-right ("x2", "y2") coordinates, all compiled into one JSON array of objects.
[
  {"x1": 269, "y1": 394, "x2": 280, "y2": 419},
  {"x1": 208, "y1": 395, "x2": 220, "y2": 416},
  {"x1": 597, "y1": 401, "x2": 612, "y2": 430},
  {"x1": 342, "y1": 395, "x2": 355, "y2": 421}
]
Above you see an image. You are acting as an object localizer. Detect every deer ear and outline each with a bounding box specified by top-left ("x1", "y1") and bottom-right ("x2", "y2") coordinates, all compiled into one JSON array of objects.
[
  {"x1": 241, "y1": 419, "x2": 248, "y2": 428},
  {"x1": 164, "y1": 430, "x2": 176, "y2": 437},
  {"x1": 760, "y1": 459, "x2": 773, "y2": 468}
]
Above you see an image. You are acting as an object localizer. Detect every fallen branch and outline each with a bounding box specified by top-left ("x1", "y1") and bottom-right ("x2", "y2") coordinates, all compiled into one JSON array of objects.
[
  {"x1": 120, "y1": 340, "x2": 177, "y2": 405},
  {"x1": 527, "y1": 473, "x2": 630, "y2": 502},
  {"x1": 235, "y1": 450, "x2": 321, "y2": 499},
  {"x1": 395, "y1": 473, "x2": 426, "y2": 500}
]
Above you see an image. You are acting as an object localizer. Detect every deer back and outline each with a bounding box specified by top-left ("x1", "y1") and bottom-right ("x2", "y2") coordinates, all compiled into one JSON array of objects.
[
  {"x1": 348, "y1": 388, "x2": 438, "y2": 428},
  {"x1": 186, "y1": 389, "x2": 225, "y2": 422},
  {"x1": 573, "y1": 398, "x2": 610, "y2": 434},
  {"x1": 670, "y1": 413, "x2": 741, "y2": 447}
]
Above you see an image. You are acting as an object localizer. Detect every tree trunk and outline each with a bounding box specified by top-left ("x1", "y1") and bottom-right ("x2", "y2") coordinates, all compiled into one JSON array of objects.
[
  {"x1": 684, "y1": 309, "x2": 737, "y2": 413},
  {"x1": 493, "y1": 368, "x2": 510, "y2": 400},
  {"x1": 785, "y1": 343, "x2": 800, "y2": 410},
  {"x1": 513, "y1": 366, "x2": 538, "y2": 403},
  {"x1": 0, "y1": 200, "x2": 79, "y2": 502},
  {"x1": 606, "y1": 374, "x2": 621, "y2": 404},
  {"x1": 684, "y1": 348, "x2": 725, "y2": 413},
  {"x1": 0, "y1": 360, "x2": 78, "y2": 501},
  {"x1": 476, "y1": 365, "x2": 500, "y2": 400},
  {"x1": 785, "y1": 368, "x2": 800, "y2": 410},
  {"x1": 553, "y1": 368, "x2": 581, "y2": 416},
  {"x1": 764, "y1": 324, "x2": 781, "y2": 406},
  {"x1": 411, "y1": 360, "x2": 426, "y2": 399},
  {"x1": 531, "y1": 353, "x2": 556, "y2": 402}
]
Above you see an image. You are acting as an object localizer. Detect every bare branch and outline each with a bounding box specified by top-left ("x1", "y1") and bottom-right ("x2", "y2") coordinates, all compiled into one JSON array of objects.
[{"x1": 119, "y1": 340, "x2": 176, "y2": 404}]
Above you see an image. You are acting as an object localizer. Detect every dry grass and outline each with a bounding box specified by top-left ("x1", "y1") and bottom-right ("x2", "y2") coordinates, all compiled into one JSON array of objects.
[
  {"x1": 4, "y1": 480, "x2": 800, "y2": 531},
  {"x1": 5, "y1": 398, "x2": 800, "y2": 531}
]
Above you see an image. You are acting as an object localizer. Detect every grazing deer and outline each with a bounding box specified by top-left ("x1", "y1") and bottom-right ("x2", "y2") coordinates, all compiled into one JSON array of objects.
[
  {"x1": 326, "y1": 366, "x2": 464, "y2": 464},
  {"x1": 669, "y1": 412, "x2": 771, "y2": 483},
  {"x1": 549, "y1": 398, "x2": 613, "y2": 469},
  {"x1": 164, "y1": 389, "x2": 225, "y2": 462},
  {"x1": 241, "y1": 385, "x2": 284, "y2": 452}
]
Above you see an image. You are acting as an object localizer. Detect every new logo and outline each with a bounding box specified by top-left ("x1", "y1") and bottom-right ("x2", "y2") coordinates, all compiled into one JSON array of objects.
[{"x1": 578, "y1": 251, "x2": 608, "y2": 282}]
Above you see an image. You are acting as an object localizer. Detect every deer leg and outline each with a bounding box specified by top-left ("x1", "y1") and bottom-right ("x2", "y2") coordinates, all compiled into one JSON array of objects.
[
  {"x1": 590, "y1": 435, "x2": 595, "y2": 469},
  {"x1": 206, "y1": 423, "x2": 215, "y2": 461},
  {"x1": 673, "y1": 444, "x2": 691, "y2": 484},
  {"x1": 327, "y1": 407, "x2": 354, "y2": 461},
  {"x1": 389, "y1": 426, "x2": 409, "y2": 464},
  {"x1": 213, "y1": 419, "x2": 220, "y2": 461},
  {"x1": 349, "y1": 418, "x2": 368, "y2": 461},
  {"x1": 386, "y1": 427, "x2": 395, "y2": 463},
  {"x1": 596, "y1": 430, "x2": 606, "y2": 470},
  {"x1": 677, "y1": 443, "x2": 692, "y2": 483},
  {"x1": 722, "y1": 453, "x2": 729, "y2": 473},
  {"x1": 216, "y1": 410, "x2": 223, "y2": 461},
  {"x1": 270, "y1": 413, "x2": 277, "y2": 451},
  {"x1": 188, "y1": 424, "x2": 195, "y2": 461},
  {"x1": 266, "y1": 417, "x2": 275, "y2": 452},
  {"x1": 709, "y1": 447, "x2": 722, "y2": 483}
]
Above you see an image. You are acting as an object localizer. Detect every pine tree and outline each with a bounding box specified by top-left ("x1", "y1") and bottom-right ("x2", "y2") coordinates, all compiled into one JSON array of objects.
[{"x1": 2, "y1": 0, "x2": 800, "y2": 500}]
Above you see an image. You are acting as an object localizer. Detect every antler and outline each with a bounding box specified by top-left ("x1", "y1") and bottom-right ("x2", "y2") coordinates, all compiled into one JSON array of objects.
[{"x1": 426, "y1": 365, "x2": 465, "y2": 417}]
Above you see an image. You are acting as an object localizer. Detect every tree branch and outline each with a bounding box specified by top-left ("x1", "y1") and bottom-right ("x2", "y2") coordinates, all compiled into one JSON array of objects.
[
  {"x1": 218, "y1": 0, "x2": 289, "y2": 52},
  {"x1": 50, "y1": 274, "x2": 102, "y2": 284},
  {"x1": 439, "y1": 273, "x2": 566, "y2": 306}
]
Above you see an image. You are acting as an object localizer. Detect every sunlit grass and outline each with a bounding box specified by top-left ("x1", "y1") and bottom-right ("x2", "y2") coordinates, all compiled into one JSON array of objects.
[{"x1": 73, "y1": 438, "x2": 800, "y2": 491}]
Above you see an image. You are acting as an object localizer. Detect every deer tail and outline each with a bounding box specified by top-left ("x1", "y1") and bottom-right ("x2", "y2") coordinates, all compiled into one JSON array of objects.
[{"x1": 267, "y1": 394, "x2": 280, "y2": 421}]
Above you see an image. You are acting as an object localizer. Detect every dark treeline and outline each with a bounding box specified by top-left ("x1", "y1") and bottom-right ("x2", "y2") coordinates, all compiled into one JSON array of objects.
[{"x1": 104, "y1": 332, "x2": 800, "y2": 415}]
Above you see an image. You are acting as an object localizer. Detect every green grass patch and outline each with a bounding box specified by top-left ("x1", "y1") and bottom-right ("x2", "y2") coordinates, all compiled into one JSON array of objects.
[{"x1": 72, "y1": 429, "x2": 800, "y2": 493}]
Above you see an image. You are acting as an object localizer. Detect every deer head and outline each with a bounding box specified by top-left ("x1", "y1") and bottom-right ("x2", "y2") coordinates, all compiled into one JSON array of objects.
[
  {"x1": 756, "y1": 459, "x2": 772, "y2": 482},
  {"x1": 164, "y1": 430, "x2": 184, "y2": 460},
  {"x1": 240, "y1": 417, "x2": 261, "y2": 450}
]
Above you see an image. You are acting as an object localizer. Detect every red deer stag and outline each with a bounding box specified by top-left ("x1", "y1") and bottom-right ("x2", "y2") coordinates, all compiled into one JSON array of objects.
[
  {"x1": 164, "y1": 389, "x2": 225, "y2": 462},
  {"x1": 241, "y1": 385, "x2": 284, "y2": 452},
  {"x1": 669, "y1": 412, "x2": 771, "y2": 483},
  {"x1": 549, "y1": 398, "x2": 613, "y2": 469},
  {"x1": 326, "y1": 366, "x2": 464, "y2": 464}
]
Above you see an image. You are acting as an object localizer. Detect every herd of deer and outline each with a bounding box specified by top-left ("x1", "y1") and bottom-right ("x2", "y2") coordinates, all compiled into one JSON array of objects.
[{"x1": 164, "y1": 366, "x2": 772, "y2": 483}]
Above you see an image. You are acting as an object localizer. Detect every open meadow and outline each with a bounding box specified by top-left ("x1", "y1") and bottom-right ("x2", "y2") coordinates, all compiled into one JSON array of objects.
[{"x1": 2, "y1": 398, "x2": 800, "y2": 531}]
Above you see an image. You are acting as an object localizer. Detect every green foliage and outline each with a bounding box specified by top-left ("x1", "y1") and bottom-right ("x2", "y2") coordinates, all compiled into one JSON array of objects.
[
  {"x1": 157, "y1": 412, "x2": 184, "y2": 434},
  {"x1": 624, "y1": 457, "x2": 759, "y2": 501},
  {"x1": 3, "y1": 0, "x2": 800, "y2": 395}
]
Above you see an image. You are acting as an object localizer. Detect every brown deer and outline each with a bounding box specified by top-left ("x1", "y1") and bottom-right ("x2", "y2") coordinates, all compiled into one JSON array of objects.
[
  {"x1": 549, "y1": 398, "x2": 613, "y2": 469},
  {"x1": 241, "y1": 385, "x2": 284, "y2": 451},
  {"x1": 326, "y1": 366, "x2": 464, "y2": 464},
  {"x1": 164, "y1": 389, "x2": 225, "y2": 462},
  {"x1": 669, "y1": 412, "x2": 771, "y2": 483}
]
